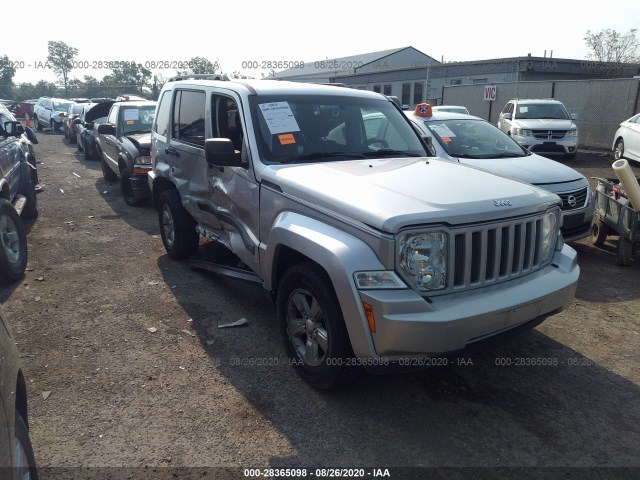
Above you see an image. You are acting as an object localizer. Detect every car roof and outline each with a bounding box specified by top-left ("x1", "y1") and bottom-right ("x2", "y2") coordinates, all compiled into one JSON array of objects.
[
  {"x1": 115, "y1": 100, "x2": 156, "y2": 107},
  {"x1": 511, "y1": 98, "x2": 564, "y2": 105},
  {"x1": 163, "y1": 78, "x2": 386, "y2": 100}
]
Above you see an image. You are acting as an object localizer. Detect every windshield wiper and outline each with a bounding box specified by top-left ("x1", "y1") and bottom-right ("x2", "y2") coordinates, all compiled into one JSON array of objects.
[
  {"x1": 492, "y1": 152, "x2": 525, "y2": 158},
  {"x1": 279, "y1": 152, "x2": 366, "y2": 164},
  {"x1": 361, "y1": 149, "x2": 422, "y2": 158}
]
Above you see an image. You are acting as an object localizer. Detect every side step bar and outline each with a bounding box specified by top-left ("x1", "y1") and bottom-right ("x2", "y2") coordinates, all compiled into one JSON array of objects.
[{"x1": 188, "y1": 259, "x2": 262, "y2": 284}]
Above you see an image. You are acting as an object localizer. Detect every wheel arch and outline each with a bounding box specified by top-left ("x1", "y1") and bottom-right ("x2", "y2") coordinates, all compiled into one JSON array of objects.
[
  {"x1": 151, "y1": 176, "x2": 177, "y2": 210},
  {"x1": 264, "y1": 212, "x2": 387, "y2": 358}
]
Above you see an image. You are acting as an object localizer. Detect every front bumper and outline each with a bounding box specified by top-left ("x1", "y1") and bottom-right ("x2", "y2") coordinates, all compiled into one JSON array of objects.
[
  {"x1": 357, "y1": 244, "x2": 579, "y2": 358},
  {"x1": 513, "y1": 135, "x2": 577, "y2": 156}
]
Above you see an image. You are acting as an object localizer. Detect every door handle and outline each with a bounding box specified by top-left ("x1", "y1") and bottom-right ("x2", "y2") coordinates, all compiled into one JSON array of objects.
[{"x1": 165, "y1": 147, "x2": 179, "y2": 156}]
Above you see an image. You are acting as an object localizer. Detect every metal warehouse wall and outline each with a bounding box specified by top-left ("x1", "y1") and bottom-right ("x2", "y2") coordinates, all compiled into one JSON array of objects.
[{"x1": 442, "y1": 78, "x2": 640, "y2": 150}]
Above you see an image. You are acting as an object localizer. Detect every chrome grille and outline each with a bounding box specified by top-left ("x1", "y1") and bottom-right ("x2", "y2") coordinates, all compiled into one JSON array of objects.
[
  {"x1": 447, "y1": 215, "x2": 548, "y2": 292},
  {"x1": 557, "y1": 187, "x2": 588, "y2": 211},
  {"x1": 532, "y1": 129, "x2": 568, "y2": 140}
]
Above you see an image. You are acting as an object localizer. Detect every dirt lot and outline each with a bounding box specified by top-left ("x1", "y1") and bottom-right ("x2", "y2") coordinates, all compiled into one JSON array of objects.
[{"x1": 1, "y1": 132, "x2": 639, "y2": 479}]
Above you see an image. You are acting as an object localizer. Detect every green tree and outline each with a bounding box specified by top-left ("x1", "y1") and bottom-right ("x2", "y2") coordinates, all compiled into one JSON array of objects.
[
  {"x1": 0, "y1": 55, "x2": 16, "y2": 99},
  {"x1": 188, "y1": 56, "x2": 220, "y2": 74},
  {"x1": 584, "y1": 28, "x2": 639, "y2": 63},
  {"x1": 47, "y1": 41, "x2": 78, "y2": 96},
  {"x1": 107, "y1": 63, "x2": 152, "y2": 95}
]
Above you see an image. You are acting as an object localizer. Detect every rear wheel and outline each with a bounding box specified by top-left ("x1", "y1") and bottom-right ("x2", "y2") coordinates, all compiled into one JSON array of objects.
[
  {"x1": 83, "y1": 139, "x2": 93, "y2": 160},
  {"x1": 19, "y1": 164, "x2": 38, "y2": 220},
  {"x1": 277, "y1": 262, "x2": 360, "y2": 390},
  {"x1": 614, "y1": 138, "x2": 625, "y2": 160},
  {"x1": 99, "y1": 149, "x2": 117, "y2": 182},
  {"x1": 158, "y1": 189, "x2": 199, "y2": 259},
  {"x1": 0, "y1": 199, "x2": 27, "y2": 282}
]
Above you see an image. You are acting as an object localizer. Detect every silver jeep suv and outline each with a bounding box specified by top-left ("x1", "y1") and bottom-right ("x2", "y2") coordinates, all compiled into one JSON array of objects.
[
  {"x1": 149, "y1": 76, "x2": 580, "y2": 389},
  {"x1": 497, "y1": 99, "x2": 578, "y2": 159}
]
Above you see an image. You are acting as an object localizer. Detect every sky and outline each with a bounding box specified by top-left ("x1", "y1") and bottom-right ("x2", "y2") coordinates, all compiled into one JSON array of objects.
[{"x1": 4, "y1": 0, "x2": 640, "y2": 86}]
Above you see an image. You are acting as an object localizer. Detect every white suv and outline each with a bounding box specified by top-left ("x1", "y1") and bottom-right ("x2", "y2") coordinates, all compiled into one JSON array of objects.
[
  {"x1": 497, "y1": 99, "x2": 578, "y2": 159},
  {"x1": 33, "y1": 97, "x2": 74, "y2": 132}
]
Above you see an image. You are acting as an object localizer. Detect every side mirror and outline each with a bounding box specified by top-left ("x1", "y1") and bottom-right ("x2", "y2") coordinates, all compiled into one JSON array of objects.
[
  {"x1": 24, "y1": 126, "x2": 38, "y2": 144},
  {"x1": 205, "y1": 138, "x2": 242, "y2": 167},
  {"x1": 97, "y1": 123, "x2": 116, "y2": 135},
  {"x1": 73, "y1": 118, "x2": 82, "y2": 125},
  {"x1": 502, "y1": 112, "x2": 512, "y2": 120},
  {"x1": 4, "y1": 121, "x2": 25, "y2": 137},
  {"x1": 570, "y1": 113, "x2": 577, "y2": 121}
]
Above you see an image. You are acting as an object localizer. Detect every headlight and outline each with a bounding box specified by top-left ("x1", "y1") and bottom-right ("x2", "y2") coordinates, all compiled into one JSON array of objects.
[
  {"x1": 513, "y1": 127, "x2": 532, "y2": 137},
  {"x1": 136, "y1": 155, "x2": 151, "y2": 165},
  {"x1": 541, "y1": 209, "x2": 560, "y2": 262},
  {"x1": 354, "y1": 271, "x2": 406, "y2": 289},
  {"x1": 398, "y1": 232, "x2": 447, "y2": 291},
  {"x1": 566, "y1": 129, "x2": 577, "y2": 137}
]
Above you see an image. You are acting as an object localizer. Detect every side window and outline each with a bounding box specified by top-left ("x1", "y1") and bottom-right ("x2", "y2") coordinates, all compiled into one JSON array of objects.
[
  {"x1": 107, "y1": 106, "x2": 118, "y2": 124},
  {"x1": 153, "y1": 91, "x2": 171, "y2": 137},
  {"x1": 172, "y1": 89, "x2": 205, "y2": 147},
  {"x1": 211, "y1": 94, "x2": 244, "y2": 151}
]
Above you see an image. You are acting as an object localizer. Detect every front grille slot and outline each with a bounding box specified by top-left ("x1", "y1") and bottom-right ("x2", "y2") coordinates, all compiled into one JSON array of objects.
[
  {"x1": 450, "y1": 215, "x2": 547, "y2": 292},
  {"x1": 532, "y1": 129, "x2": 567, "y2": 140},
  {"x1": 557, "y1": 187, "x2": 588, "y2": 210}
]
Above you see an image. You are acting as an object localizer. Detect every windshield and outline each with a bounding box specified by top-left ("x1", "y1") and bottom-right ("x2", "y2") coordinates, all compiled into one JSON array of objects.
[
  {"x1": 425, "y1": 119, "x2": 527, "y2": 159},
  {"x1": 514, "y1": 103, "x2": 569, "y2": 120},
  {"x1": 72, "y1": 105, "x2": 84, "y2": 114},
  {"x1": 121, "y1": 106, "x2": 156, "y2": 134},
  {"x1": 53, "y1": 101, "x2": 73, "y2": 112},
  {"x1": 250, "y1": 94, "x2": 427, "y2": 164}
]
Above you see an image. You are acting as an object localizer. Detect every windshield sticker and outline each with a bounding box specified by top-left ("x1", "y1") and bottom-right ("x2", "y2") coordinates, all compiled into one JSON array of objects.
[
  {"x1": 259, "y1": 102, "x2": 300, "y2": 134},
  {"x1": 278, "y1": 133, "x2": 296, "y2": 145},
  {"x1": 518, "y1": 106, "x2": 528, "y2": 114},
  {"x1": 430, "y1": 123, "x2": 456, "y2": 140},
  {"x1": 124, "y1": 109, "x2": 139, "y2": 121},
  {"x1": 126, "y1": 120, "x2": 135, "y2": 125}
]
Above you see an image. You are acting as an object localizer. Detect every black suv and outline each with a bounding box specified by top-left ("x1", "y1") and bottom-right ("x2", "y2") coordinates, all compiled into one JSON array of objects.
[{"x1": 95, "y1": 100, "x2": 156, "y2": 206}]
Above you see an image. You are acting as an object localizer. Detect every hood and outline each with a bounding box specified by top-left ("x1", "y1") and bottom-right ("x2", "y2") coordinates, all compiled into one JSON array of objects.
[
  {"x1": 513, "y1": 118, "x2": 575, "y2": 130},
  {"x1": 262, "y1": 158, "x2": 559, "y2": 232},
  {"x1": 457, "y1": 153, "x2": 585, "y2": 190},
  {"x1": 85, "y1": 101, "x2": 115, "y2": 123},
  {"x1": 125, "y1": 132, "x2": 151, "y2": 152}
]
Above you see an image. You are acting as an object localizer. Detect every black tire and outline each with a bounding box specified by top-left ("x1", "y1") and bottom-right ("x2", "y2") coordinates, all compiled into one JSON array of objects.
[
  {"x1": 77, "y1": 135, "x2": 83, "y2": 151},
  {"x1": 0, "y1": 199, "x2": 28, "y2": 282},
  {"x1": 614, "y1": 138, "x2": 624, "y2": 160},
  {"x1": 19, "y1": 164, "x2": 38, "y2": 220},
  {"x1": 616, "y1": 237, "x2": 634, "y2": 266},
  {"x1": 277, "y1": 262, "x2": 360, "y2": 390},
  {"x1": 120, "y1": 168, "x2": 146, "y2": 207},
  {"x1": 83, "y1": 139, "x2": 93, "y2": 161},
  {"x1": 15, "y1": 411, "x2": 39, "y2": 480},
  {"x1": 99, "y1": 150, "x2": 117, "y2": 182},
  {"x1": 590, "y1": 219, "x2": 608, "y2": 247},
  {"x1": 34, "y1": 116, "x2": 43, "y2": 132},
  {"x1": 158, "y1": 189, "x2": 199, "y2": 260}
]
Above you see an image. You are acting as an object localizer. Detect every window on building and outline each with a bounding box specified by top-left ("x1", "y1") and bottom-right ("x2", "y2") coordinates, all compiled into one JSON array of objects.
[
  {"x1": 383, "y1": 84, "x2": 392, "y2": 95},
  {"x1": 413, "y1": 82, "x2": 423, "y2": 104},
  {"x1": 373, "y1": 85, "x2": 381, "y2": 93},
  {"x1": 450, "y1": 79, "x2": 462, "y2": 85},
  {"x1": 402, "y1": 83, "x2": 411, "y2": 105},
  {"x1": 472, "y1": 78, "x2": 488, "y2": 84}
]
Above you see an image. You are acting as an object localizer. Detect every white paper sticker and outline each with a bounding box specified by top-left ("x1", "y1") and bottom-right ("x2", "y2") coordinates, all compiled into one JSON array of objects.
[
  {"x1": 123, "y1": 109, "x2": 139, "y2": 121},
  {"x1": 258, "y1": 102, "x2": 300, "y2": 134},
  {"x1": 430, "y1": 123, "x2": 456, "y2": 139},
  {"x1": 518, "y1": 106, "x2": 528, "y2": 114}
]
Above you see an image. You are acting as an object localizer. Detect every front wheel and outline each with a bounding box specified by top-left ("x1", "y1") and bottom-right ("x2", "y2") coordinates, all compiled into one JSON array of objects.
[
  {"x1": 34, "y1": 116, "x2": 43, "y2": 132},
  {"x1": 616, "y1": 236, "x2": 634, "y2": 266},
  {"x1": 614, "y1": 139, "x2": 625, "y2": 160},
  {"x1": 120, "y1": 168, "x2": 146, "y2": 207},
  {"x1": 14, "y1": 411, "x2": 39, "y2": 480},
  {"x1": 277, "y1": 262, "x2": 360, "y2": 390},
  {"x1": 158, "y1": 189, "x2": 199, "y2": 260},
  {"x1": 0, "y1": 199, "x2": 27, "y2": 282}
]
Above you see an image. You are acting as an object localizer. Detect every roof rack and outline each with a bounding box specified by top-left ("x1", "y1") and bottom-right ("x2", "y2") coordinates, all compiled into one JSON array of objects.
[{"x1": 167, "y1": 74, "x2": 229, "y2": 82}]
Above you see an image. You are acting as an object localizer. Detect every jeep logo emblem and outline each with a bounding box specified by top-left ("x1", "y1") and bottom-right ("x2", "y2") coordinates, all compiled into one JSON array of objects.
[
  {"x1": 567, "y1": 195, "x2": 577, "y2": 207},
  {"x1": 494, "y1": 200, "x2": 512, "y2": 207}
]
